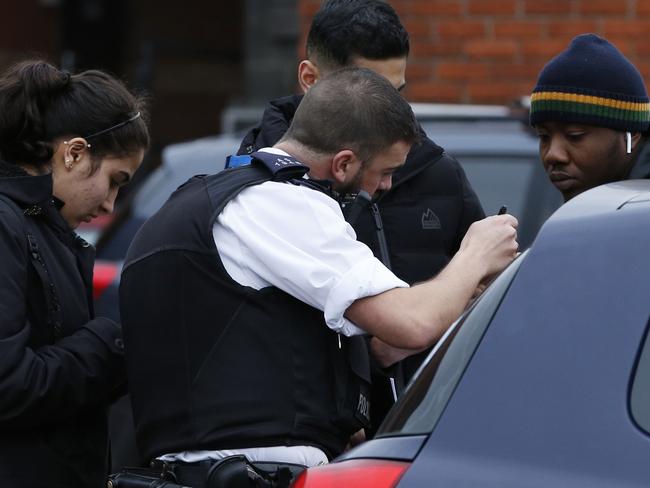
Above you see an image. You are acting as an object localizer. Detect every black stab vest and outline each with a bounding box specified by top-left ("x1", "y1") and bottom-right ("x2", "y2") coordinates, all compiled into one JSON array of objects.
[{"x1": 120, "y1": 152, "x2": 370, "y2": 461}]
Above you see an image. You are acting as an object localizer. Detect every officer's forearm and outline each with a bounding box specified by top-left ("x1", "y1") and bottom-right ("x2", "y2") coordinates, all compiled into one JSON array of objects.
[
  {"x1": 346, "y1": 250, "x2": 484, "y2": 350},
  {"x1": 370, "y1": 337, "x2": 426, "y2": 368}
]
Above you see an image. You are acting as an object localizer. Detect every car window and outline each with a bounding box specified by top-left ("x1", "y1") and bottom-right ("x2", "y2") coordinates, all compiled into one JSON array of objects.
[
  {"x1": 378, "y1": 252, "x2": 526, "y2": 437},
  {"x1": 630, "y1": 318, "x2": 650, "y2": 434},
  {"x1": 459, "y1": 157, "x2": 535, "y2": 217},
  {"x1": 461, "y1": 156, "x2": 561, "y2": 248}
]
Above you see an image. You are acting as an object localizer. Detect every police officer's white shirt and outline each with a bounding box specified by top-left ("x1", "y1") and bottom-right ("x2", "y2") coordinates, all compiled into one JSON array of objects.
[
  {"x1": 214, "y1": 147, "x2": 408, "y2": 336},
  {"x1": 161, "y1": 148, "x2": 408, "y2": 467}
]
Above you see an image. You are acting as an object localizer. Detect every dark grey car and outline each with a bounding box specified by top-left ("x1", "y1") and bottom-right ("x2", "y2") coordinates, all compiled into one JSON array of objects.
[{"x1": 293, "y1": 180, "x2": 650, "y2": 488}]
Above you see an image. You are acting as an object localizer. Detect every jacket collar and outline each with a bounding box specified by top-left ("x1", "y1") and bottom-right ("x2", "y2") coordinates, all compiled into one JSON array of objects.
[
  {"x1": 393, "y1": 127, "x2": 444, "y2": 184},
  {"x1": 0, "y1": 171, "x2": 54, "y2": 209},
  {"x1": 0, "y1": 164, "x2": 72, "y2": 237},
  {"x1": 257, "y1": 94, "x2": 303, "y2": 147}
]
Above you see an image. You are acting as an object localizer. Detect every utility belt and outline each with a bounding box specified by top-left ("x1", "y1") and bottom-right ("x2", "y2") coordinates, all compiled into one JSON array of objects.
[{"x1": 108, "y1": 455, "x2": 306, "y2": 488}]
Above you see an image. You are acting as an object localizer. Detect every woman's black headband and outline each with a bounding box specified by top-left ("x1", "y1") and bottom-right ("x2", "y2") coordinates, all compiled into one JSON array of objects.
[{"x1": 84, "y1": 112, "x2": 141, "y2": 145}]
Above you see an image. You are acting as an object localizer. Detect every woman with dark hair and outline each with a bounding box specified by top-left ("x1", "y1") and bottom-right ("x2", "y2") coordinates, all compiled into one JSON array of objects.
[{"x1": 0, "y1": 60, "x2": 149, "y2": 487}]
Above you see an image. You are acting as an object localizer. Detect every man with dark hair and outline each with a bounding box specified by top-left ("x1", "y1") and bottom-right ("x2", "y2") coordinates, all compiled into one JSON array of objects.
[
  {"x1": 238, "y1": 0, "x2": 486, "y2": 432},
  {"x1": 304, "y1": 0, "x2": 409, "y2": 75},
  {"x1": 530, "y1": 33, "x2": 650, "y2": 202},
  {"x1": 120, "y1": 68, "x2": 517, "y2": 486},
  {"x1": 283, "y1": 66, "x2": 418, "y2": 164}
]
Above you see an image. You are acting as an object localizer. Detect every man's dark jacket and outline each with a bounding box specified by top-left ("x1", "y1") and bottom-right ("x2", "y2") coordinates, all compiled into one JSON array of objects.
[
  {"x1": 0, "y1": 164, "x2": 125, "y2": 488},
  {"x1": 238, "y1": 95, "x2": 486, "y2": 382}
]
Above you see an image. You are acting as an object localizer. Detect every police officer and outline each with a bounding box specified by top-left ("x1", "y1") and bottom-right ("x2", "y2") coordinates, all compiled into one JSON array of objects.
[
  {"x1": 238, "y1": 0, "x2": 487, "y2": 429},
  {"x1": 119, "y1": 68, "x2": 517, "y2": 487}
]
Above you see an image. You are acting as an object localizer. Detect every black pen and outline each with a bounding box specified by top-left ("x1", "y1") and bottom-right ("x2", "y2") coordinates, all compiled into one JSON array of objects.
[{"x1": 497, "y1": 205, "x2": 507, "y2": 215}]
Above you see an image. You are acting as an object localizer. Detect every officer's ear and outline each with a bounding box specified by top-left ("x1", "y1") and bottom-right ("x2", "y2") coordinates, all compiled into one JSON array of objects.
[
  {"x1": 331, "y1": 149, "x2": 362, "y2": 184},
  {"x1": 298, "y1": 60, "x2": 320, "y2": 93}
]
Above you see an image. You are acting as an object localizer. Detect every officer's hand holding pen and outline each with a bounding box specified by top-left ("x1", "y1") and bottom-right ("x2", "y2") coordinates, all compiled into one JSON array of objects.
[
  {"x1": 496, "y1": 205, "x2": 522, "y2": 258},
  {"x1": 467, "y1": 205, "x2": 515, "y2": 301}
]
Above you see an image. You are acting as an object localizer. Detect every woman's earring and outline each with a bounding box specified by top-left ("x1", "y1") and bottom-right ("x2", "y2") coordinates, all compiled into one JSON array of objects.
[{"x1": 65, "y1": 158, "x2": 72, "y2": 169}]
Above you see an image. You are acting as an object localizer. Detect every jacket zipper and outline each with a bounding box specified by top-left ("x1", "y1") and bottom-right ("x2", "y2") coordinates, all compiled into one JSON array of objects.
[
  {"x1": 370, "y1": 203, "x2": 392, "y2": 269},
  {"x1": 369, "y1": 203, "x2": 401, "y2": 402}
]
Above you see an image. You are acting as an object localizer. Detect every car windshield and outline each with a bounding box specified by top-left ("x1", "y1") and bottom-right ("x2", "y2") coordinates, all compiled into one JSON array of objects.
[{"x1": 378, "y1": 251, "x2": 526, "y2": 437}]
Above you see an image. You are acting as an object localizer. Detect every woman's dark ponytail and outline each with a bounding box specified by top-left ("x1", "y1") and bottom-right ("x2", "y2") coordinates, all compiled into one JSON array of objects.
[
  {"x1": 0, "y1": 61, "x2": 72, "y2": 167},
  {"x1": 0, "y1": 60, "x2": 149, "y2": 169}
]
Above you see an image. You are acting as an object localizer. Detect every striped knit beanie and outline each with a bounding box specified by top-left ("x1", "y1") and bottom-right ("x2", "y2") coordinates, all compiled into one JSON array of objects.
[{"x1": 530, "y1": 34, "x2": 650, "y2": 132}]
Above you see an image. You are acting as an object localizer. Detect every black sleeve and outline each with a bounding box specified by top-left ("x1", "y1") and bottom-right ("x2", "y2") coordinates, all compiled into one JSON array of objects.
[
  {"x1": 236, "y1": 120, "x2": 288, "y2": 156},
  {"x1": 0, "y1": 204, "x2": 125, "y2": 429},
  {"x1": 236, "y1": 124, "x2": 263, "y2": 155},
  {"x1": 236, "y1": 104, "x2": 294, "y2": 155},
  {"x1": 452, "y1": 155, "x2": 486, "y2": 251}
]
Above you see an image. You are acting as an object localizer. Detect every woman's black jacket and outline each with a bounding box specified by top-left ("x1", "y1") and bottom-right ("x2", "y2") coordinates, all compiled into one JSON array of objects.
[{"x1": 0, "y1": 167, "x2": 125, "y2": 488}]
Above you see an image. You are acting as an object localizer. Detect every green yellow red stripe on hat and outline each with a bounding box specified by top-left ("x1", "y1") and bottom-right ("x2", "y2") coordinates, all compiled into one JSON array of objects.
[
  {"x1": 531, "y1": 91, "x2": 650, "y2": 124},
  {"x1": 529, "y1": 34, "x2": 650, "y2": 132}
]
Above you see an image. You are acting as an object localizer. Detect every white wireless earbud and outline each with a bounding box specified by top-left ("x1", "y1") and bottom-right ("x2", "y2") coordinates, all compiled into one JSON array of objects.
[{"x1": 626, "y1": 132, "x2": 632, "y2": 154}]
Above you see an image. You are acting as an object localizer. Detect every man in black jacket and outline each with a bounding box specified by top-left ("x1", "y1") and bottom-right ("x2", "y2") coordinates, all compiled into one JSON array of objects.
[{"x1": 238, "y1": 0, "x2": 485, "y2": 431}]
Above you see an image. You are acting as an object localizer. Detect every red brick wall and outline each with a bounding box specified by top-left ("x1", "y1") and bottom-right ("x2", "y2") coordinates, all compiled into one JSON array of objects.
[{"x1": 298, "y1": 0, "x2": 650, "y2": 104}]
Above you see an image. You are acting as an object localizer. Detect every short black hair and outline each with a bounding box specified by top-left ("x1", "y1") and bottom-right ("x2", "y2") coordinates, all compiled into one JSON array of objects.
[
  {"x1": 306, "y1": 0, "x2": 410, "y2": 71},
  {"x1": 283, "y1": 67, "x2": 419, "y2": 161}
]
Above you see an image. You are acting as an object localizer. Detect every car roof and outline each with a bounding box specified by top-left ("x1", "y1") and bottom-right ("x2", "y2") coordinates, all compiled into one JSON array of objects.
[
  {"x1": 408, "y1": 180, "x2": 650, "y2": 486},
  {"x1": 532, "y1": 179, "x2": 650, "y2": 249},
  {"x1": 542, "y1": 179, "x2": 650, "y2": 222},
  {"x1": 420, "y1": 119, "x2": 538, "y2": 157}
]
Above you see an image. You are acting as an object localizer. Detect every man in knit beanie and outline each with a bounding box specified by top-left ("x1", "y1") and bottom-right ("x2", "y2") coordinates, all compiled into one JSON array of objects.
[{"x1": 530, "y1": 33, "x2": 650, "y2": 201}]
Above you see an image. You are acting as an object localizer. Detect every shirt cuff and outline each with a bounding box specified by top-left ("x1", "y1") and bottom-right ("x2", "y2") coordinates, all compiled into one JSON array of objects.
[{"x1": 324, "y1": 257, "x2": 408, "y2": 337}]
